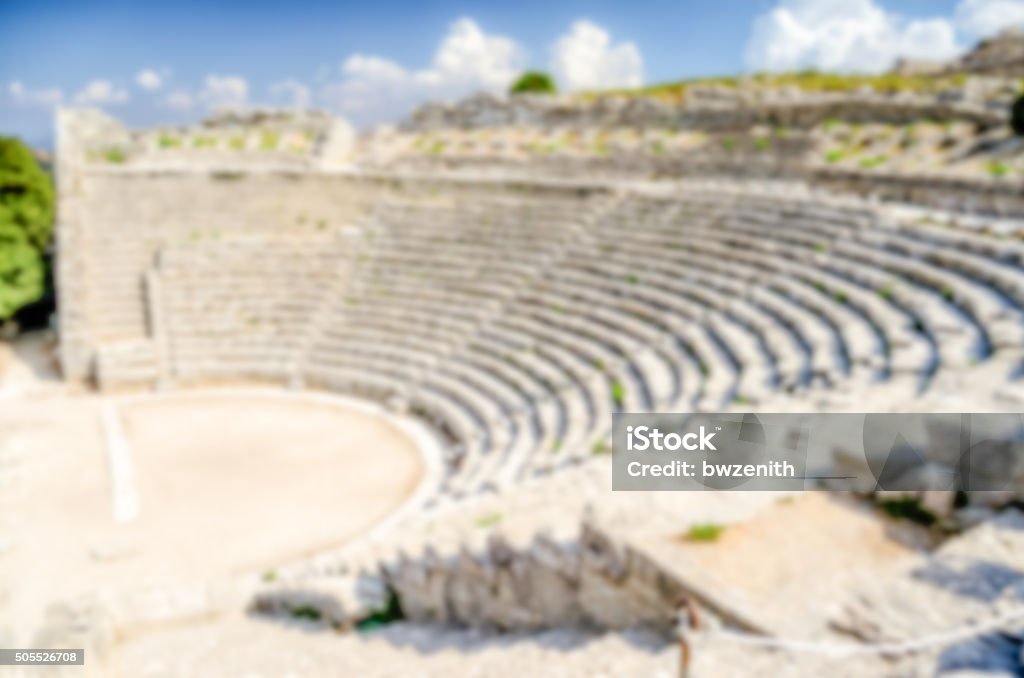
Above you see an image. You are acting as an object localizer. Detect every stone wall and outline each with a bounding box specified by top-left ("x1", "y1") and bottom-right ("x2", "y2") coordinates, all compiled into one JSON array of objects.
[
  {"x1": 402, "y1": 87, "x2": 1008, "y2": 133},
  {"x1": 55, "y1": 110, "x2": 612, "y2": 382},
  {"x1": 957, "y1": 28, "x2": 1024, "y2": 76},
  {"x1": 55, "y1": 110, "x2": 386, "y2": 381},
  {"x1": 379, "y1": 520, "x2": 687, "y2": 632}
]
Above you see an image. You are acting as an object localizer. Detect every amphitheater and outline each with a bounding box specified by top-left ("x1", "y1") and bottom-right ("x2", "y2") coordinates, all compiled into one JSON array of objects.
[{"x1": 2, "y1": 68, "x2": 1024, "y2": 676}]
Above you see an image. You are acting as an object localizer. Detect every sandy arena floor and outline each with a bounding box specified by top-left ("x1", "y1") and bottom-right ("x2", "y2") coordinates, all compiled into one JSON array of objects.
[{"x1": 0, "y1": 384, "x2": 424, "y2": 647}]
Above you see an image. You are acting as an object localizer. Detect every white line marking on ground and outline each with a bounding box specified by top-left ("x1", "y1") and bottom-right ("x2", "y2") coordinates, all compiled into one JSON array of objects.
[{"x1": 100, "y1": 399, "x2": 140, "y2": 523}]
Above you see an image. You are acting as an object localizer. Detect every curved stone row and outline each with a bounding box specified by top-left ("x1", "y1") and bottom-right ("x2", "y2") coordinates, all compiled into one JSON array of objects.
[{"x1": 149, "y1": 182, "x2": 1024, "y2": 505}]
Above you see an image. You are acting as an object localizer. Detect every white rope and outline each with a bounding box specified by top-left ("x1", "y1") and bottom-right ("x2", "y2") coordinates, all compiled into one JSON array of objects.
[{"x1": 693, "y1": 606, "x2": 1024, "y2": 658}]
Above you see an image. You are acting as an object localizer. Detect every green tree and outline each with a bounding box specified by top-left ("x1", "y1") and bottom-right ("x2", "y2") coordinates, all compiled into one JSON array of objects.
[
  {"x1": 510, "y1": 71, "x2": 557, "y2": 95},
  {"x1": 0, "y1": 137, "x2": 53, "y2": 321},
  {"x1": 1012, "y1": 93, "x2": 1024, "y2": 136}
]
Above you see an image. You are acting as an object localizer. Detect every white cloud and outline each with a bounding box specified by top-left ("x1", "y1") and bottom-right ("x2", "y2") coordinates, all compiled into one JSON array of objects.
[
  {"x1": 551, "y1": 20, "x2": 644, "y2": 91},
  {"x1": 135, "y1": 69, "x2": 163, "y2": 91},
  {"x1": 7, "y1": 81, "x2": 63, "y2": 107},
  {"x1": 746, "y1": 0, "x2": 961, "y2": 72},
  {"x1": 163, "y1": 90, "x2": 194, "y2": 111},
  {"x1": 428, "y1": 17, "x2": 525, "y2": 90},
  {"x1": 320, "y1": 17, "x2": 525, "y2": 125},
  {"x1": 74, "y1": 79, "x2": 130, "y2": 105},
  {"x1": 201, "y1": 74, "x2": 248, "y2": 109},
  {"x1": 270, "y1": 78, "x2": 311, "y2": 109},
  {"x1": 954, "y1": 0, "x2": 1024, "y2": 38}
]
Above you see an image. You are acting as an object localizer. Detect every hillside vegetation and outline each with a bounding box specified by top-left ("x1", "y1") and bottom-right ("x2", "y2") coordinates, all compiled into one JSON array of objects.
[{"x1": 0, "y1": 137, "x2": 53, "y2": 322}]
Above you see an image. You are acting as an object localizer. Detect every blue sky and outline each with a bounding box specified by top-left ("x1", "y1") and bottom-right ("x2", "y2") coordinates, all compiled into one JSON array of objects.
[{"x1": 2, "y1": 0, "x2": 1022, "y2": 147}]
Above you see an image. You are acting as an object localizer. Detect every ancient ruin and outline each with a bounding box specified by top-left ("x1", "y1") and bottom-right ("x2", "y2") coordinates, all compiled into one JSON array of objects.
[{"x1": 3, "y1": 58, "x2": 1024, "y2": 675}]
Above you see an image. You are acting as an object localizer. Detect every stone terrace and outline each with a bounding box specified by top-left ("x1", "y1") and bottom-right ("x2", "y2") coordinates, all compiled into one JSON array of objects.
[{"x1": 39, "y1": 107, "x2": 1024, "y2": 675}]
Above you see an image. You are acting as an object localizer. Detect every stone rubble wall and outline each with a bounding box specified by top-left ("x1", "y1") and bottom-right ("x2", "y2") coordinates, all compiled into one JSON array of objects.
[
  {"x1": 402, "y1": 87, "x2": 1010, "y2": 133},
  {"x1": 378, "y1": 520, "x2": 685, "y2": 633},
  {"x1": 956, "y1": 28, "x2": 1024, "y2": 77},
  {"x1": 57, "y1": 107, "x2": 356, "y2": 171}
]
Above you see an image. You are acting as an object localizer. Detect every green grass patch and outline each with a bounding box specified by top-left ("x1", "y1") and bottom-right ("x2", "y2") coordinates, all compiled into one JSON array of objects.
[
  {"x1": 158, "y1": 134, "x2": 180, "y2": 149},
  {"x1": 859, "y1": 155, "x2": 888, "y2": 169},
  {"x1": 592, "y1": 440, "x2": 610, "y2": 455},
  {"x1": 685, "y1": 523, "x2": 725, "y2": 543},
  {"x1": 988, "y1": 161, "x2": 1011, "y2": 178},
  {"x1": 475, "y1": 512, "x2": 503, "y2": 528},
  {"x1": 579, "y1": 70, "x2": 969, "y2": 102},
  {"x1": 260, "y1": 130, "x2": 281, "y2": 150},
  {"x1": 103, "y1": 147, "x2": 126, "y2": 164},
  {"x1": 825, "y1": 148, "x2": 846, "y2": 164},
  {"x1": 611, "y1": 380, "x2": 625, "y2": 408}
]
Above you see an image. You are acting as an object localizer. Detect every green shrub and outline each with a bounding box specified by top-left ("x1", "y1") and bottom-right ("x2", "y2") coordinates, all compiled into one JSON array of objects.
[
  {"x1": 878, "y1": 497, "x2": 936, "y2": 526},
  {"x1": 289, "y1": 605, "x2": 322, "y2": 622},
  {"x1": 1012, "y1": 93, "x2": 1024, "y2": 136},
  {"x1": 510, "y1": 71, "x2": 557, "y2": 95},
  {"x1": 355, "y1": 591, "x2": 404, "y2": 632},
  {"x1": 0, "y1": 138, "x2": 53, "y2": 320}
]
